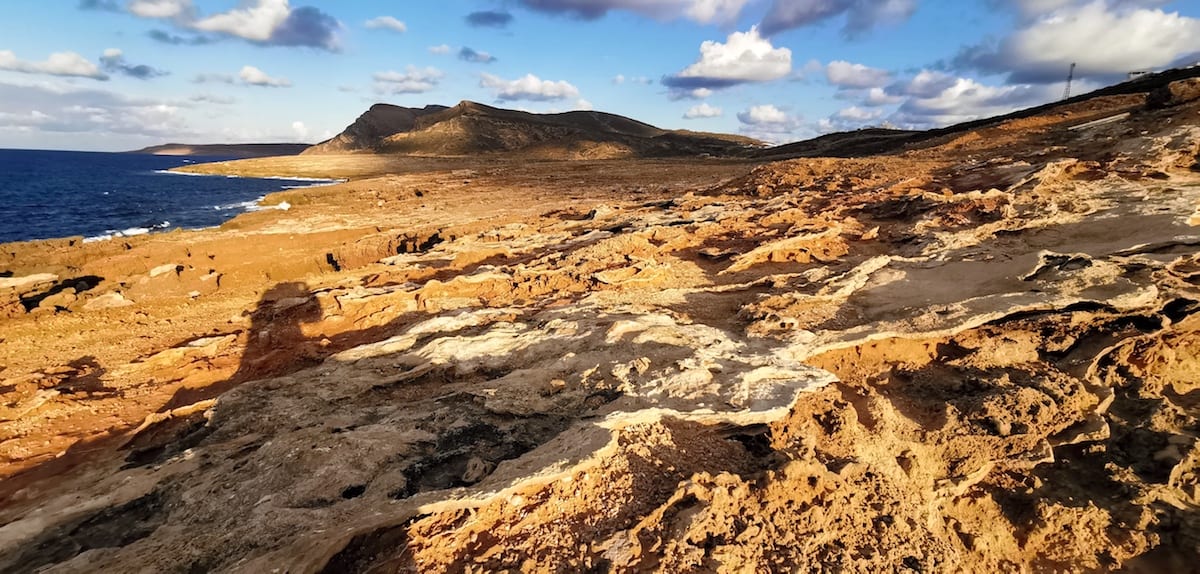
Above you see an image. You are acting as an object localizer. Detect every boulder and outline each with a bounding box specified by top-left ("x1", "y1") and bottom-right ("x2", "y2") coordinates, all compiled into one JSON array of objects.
[
  {"x1": 37, "y1": 288, "x2": 77, "y2": 311},
  {"x1": 1147, "y1": 78, "x2": 1200, "y2": 109},
  {"x1": 83, "y1": 291, "x2": 135, "y2": 311}
]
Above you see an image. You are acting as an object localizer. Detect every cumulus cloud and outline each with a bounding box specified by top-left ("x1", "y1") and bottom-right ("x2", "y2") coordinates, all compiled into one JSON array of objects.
[
  {"x1": 825, "y1": 60, "x2": 891, "y2": 88},
  {"x1": 459, "y1": 47, "x2": 497, "y2": 64},
  {"x1": 954, "y1": 0, "x2": 1200, "y2": 83},
  {"x1": 466, "y1": 10, "x2": 514, "y2": 27},
  {"x1": 99, "y1": 48, "x2": 168, "y2": 79},
  {"x1": 836, "y1": 106, "x2": 883, "y2": 122},
  {"x1": 291, "y1": 120, "x2": 308, "y2": 139},
  {"x1": 862, "y1": 86, "x2": 904, "y2": 106},
  {"x1": 364, "y1": 15, "x2": 407, "y2": 32},
  {"x1": 760, "y1": 0, "x2": 917, "y2": 36},
  {"x1": 816, "y1": 106, "x2": 888, "y2": 134},
  {"x1": 373, "y1": 66, "x2": 445, "y2": 94},
  {"x1": 125, "y1": 0, "x2": 340, "y2": 51},
  {"x1": 480, "y1": 73, "x2": 581, "y2": 101},
  {"x1": 886, "y1": 71, "x2": 1083, "y2": 128},
  {"x1": 736, "y1": 104, "x2": 808, "y2": 143},
  {"x1": 429, "y1": 44, "x2": 453, "y2": 55},
  {"x1": 663, "y1": 27, "x2": 791, "y2": 95},
  {"x1": 683, "y1": 102, "x2": 722, "y2": 119},
  {"x1": 128, "y1": 0, "x2": 192, "y2": 19},
  {"x1": 669, "y1": 87, "x2": 714, "y2": 100},
  {"x1": 239, "y1": 65, "x2": 291, "y2": 87},
  {"x1": 517, "y1": 0, "x2": 751, "y2": 23},
  {"x1": 888, "y1": 69, "x2": 958, "y2": 97},
  {"x1": 0, "y1": 50, "x2": 108, "y2": 80},
  {"x1": 0, "y1": 80, "x2": 194, "y2": 142}
]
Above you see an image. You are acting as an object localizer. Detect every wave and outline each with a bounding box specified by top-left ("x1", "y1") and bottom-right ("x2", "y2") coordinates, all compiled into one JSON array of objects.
[
  {"x1": 83, "y1": 220, "x2": 172, "y2": 243},
  {"x1": 213, "y1": 196, "x2": 291, "y2": 213}
]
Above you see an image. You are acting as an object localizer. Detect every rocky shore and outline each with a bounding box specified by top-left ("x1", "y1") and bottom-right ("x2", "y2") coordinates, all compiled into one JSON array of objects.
[{"x1": 1, "y1": 79, "x2": 1199, "y2": 572}]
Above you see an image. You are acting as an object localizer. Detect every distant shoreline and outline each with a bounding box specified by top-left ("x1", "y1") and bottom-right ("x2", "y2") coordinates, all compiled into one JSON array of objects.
[{"x1": 128, "y1": 143, "x2": 310, "y2": 159}]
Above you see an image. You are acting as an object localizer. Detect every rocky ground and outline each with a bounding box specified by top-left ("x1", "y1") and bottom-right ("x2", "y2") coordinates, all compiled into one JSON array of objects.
[{"x1": 1, "y1": 80, "x2": 1199, "y2": 573}]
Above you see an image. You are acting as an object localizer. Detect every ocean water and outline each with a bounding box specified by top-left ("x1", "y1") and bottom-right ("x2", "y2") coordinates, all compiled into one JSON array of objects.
[{"x1": 0, "y1": 149, "x2": 336, "y2": 244}]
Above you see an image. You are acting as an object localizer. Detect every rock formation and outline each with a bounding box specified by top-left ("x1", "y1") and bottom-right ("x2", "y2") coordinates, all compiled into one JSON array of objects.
[{"x1": 1, "y1": 73, "x2": 1199, "y2": 572}]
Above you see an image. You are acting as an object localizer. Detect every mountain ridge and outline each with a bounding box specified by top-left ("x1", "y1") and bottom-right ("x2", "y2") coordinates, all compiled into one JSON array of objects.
[{"x1": 303, "y1": 100, "x2": 763, "y2": 159}]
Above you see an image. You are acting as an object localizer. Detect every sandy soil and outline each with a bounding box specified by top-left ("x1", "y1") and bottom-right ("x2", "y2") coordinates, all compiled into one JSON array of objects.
[{"x1": 1, "y1": 90, "x2": 1199, "y2": 573}]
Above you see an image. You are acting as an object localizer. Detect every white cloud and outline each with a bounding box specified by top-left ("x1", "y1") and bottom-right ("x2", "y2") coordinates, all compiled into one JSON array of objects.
[
  {"x1": 669, "y1": 87, "x2": 714, "y2": 100},
  {"x1": 575, "y1": 98, "x2": 594, "y2": 110},
  {"x1": 957, "y1": 0, "x2": 1200, "y2": 82},
  {"x1": 429, "y1": 44, "x2": 452, "y2": 55},
  {"x1": 373, "y1": 66, "x2": 445, "y2": 94},
  {"x1": 683, "y1": 102, "x2": 722, "y2": 119},
  {"x1": 193, "y1": 0, "x2": 289, "y2": 41},
  {"x1": 825, "y1": 60, "x2": 891, "y2": 88},
  {"x1": 479, "y1": 73, "x2": 581, "y2": 101},
  {"x1": 669, "y1": 26, "x2": 792, "y2": 86},
  {"x1": 291, "y1": 120, "x2": 308, "y2": 139},
  {"x1": 0, "y1": 80, "x2": 194, "y2": 144},
  {"x1": 364, "y1": 15, "x2": 407, "y2": 32},
  {"x1": 0, "y1": 50, "x2": 107, "y2": 80},
  {"x1": 127, "y1": 0, "x2": 341, "y2": 51},
  {"x1": 888, "y1": 74, "x2": 1082, "y2": 128},
  {"x1": 239, "y1": 65, "x2": 291, "y2": 87},
  {"x1": 836, "y1": 106, "x2": 882, "y2": 121},
  {"x1": 863, "y1": 87, "x2": 904, "y2": 106},
  {"x1": 613, "y1": 74, "x2": 626, "y2": 84},
  {"x1": 128, "y1": 0, "x2": 191, "y2": 19},
  {"x1": 736, "y1": 104, "x2": 809, "y2": 143},
  {"x1": 891, "y1": 69, "x2": 958, "y2": 97},
  {"x1": 739, "y1": 104, "x2": 789, "y2": 125}
]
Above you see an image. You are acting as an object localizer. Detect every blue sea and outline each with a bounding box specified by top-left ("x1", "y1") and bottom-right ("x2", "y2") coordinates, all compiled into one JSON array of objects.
[{"x1": 0, "y1": 149, "x2": 336, "y2": 244}]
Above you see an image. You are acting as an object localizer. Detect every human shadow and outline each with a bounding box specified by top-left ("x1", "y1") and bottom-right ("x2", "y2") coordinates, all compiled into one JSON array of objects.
[
  {"x1": 160, "y1": 281, "x2": 324, "y2": 410},
  {"x1": 232, "y1": 281, "x2": 324, "y2": 383}
]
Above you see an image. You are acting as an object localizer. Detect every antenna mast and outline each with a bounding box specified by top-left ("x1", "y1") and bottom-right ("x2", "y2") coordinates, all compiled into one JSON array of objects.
[{"x1": 1063, "y1": 62, "x2": 1076, "y2": 100}]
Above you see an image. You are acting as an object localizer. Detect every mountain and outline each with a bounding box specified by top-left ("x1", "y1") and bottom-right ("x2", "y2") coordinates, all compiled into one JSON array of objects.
[
  {"x1": 304, "y1": 101, "x2": 763, "y2": 159},
  {"x1": 130, "y1": 143, "x2": 310, "y2": 158}
]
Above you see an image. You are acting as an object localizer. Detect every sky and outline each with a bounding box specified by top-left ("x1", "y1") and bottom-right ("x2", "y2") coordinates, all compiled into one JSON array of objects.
[{"x1": 1, "y1": 0, "x2": 1198, "y2": 151}]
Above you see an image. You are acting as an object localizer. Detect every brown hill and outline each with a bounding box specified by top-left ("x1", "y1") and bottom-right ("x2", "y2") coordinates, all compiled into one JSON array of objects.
[{"x1": 304, "y1": 100, "x2": 762, "y2": 159}]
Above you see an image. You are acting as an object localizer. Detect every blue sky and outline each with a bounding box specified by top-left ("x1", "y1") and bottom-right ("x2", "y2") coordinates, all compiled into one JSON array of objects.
[{"x1": 1, "y1": 0, "x2": 1198, "y2": 151}]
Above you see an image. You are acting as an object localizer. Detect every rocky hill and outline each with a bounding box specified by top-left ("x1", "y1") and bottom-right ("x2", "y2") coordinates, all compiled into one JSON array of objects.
[{"x1": 304, "y1": 100, "x2": 762, "y2": 159}]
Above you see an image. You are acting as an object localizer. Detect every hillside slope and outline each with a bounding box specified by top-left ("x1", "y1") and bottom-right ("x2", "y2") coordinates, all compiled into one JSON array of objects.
[
  {"x1": 304, "y1": 100, "x2": 761, "y2": 159},
  {"x1": 759, "y1": 65, "x2": 1200, "y2": 160}
]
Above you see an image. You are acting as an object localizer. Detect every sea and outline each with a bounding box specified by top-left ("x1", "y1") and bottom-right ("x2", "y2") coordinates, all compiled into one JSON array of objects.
[{"x1": 0, "y1": 148, "x2": 339, "y2": 244}]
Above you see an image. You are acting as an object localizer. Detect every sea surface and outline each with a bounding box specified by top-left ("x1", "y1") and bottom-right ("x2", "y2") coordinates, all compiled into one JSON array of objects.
[{"x1": 0, "y1": 148, "x2": 336, "y2": 244}]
